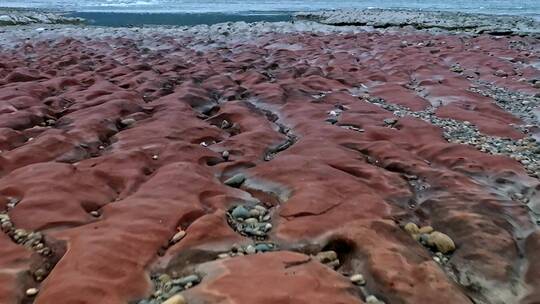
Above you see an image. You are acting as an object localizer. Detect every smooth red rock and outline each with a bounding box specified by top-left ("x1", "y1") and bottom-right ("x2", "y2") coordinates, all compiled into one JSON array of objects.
[
  {"x1": 0, "y1": 25, "x2": 537, "y2": 304},
  {"x1": 185, "y1": 251, "x2": 363, "y2": 304}
]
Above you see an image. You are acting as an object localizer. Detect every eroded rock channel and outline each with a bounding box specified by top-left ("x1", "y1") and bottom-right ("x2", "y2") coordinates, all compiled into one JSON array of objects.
[{"x1": 0, "y1": 20, "x2": 538, "y2": 304}]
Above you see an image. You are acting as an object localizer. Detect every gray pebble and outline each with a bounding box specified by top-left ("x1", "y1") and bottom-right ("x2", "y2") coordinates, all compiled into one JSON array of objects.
[
  {"x1": 245, "y1": 244, "x2": 256, "y2": 254},
  {"x1": 173, "y1": 274, "x2": 200, "y2": 286},
  {"x1": 231, "y1": 205, "x2": 250, "y2": 219},
  {"x1": 224, "y1": 173, "x2": 246, "y2": 187}
]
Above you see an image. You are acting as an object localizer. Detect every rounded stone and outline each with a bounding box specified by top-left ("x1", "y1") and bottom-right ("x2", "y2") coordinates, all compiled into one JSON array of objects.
[
  {"x1": 171, "y1": 230, "x2": 186, "y2": 243},
  {"x1": 174, "y1": 274, "x2": 200, "y2": 286},
  {"x1": 248, "y1": 208, "x2": 261, "y2": 218},
  {"x1": 245, "y1": 245, "x2": 256, "y2": 254},
  {"x1": 222, "y1": 150, "x2": 230, "y2": 160},
  {"x1": 384, "y1": 118, "x2": 397, "y2": 125},
  {"x1": 427, "y1": 231, "x2": 456, "y2": 253},
  {"x1": 120, "y1": 118, "x2": 136, "y2": 127},
  {"x1": 254, "y1": 205, "x2": 267, "y2": 213},
  {"x1": 263, "y1": 223, "x2": 272, "y2": 232},
  {"x1": 34, "y1": 268, "x2": 47, "y2": 280},
  {"x1": 366, "y1": 295, "x2": 385, "y2": 304},
  {"x1": 244, "y1": 217, "x2": 258, "y2": 225},
  {"x1": 159, "y1": 273, "x2": 172, "y2": 283},
  {"x1": 26, "y1": 288, "x2": 39, "y2": 296},
  {"x1": 254, "y1": 243, "x2": 272, "y2": 252},
  {"x1": 404, "y1": 222, "x2": 419, "y2": 235},
  {"x1": 350, "y1": 273, "x2": 366, "y2": 285},
  {"x1": 221, "y1": 120, "x2": 231, "y2": 129},
  {"x1": 418, "y1": 226, "x2": 434, "y2": 234},
  {"x1": 224, "y1": 173, "x2": 246, "y2": 187},
  {"x1": 162, "y1": 294, "x2": 186, "y2": 304},
  {"x1": 231, "y1": 205, "x2": 250, "y2": 219},
  {"x1": 315, "y1": 250, "x2": 338, "y2": 264}
]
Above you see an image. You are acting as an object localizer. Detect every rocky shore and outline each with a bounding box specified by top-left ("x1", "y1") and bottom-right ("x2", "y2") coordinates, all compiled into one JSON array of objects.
[
  {"x1": 295, "y1": 9, "x2": 540, "y2": 37},
  {"x1": 0, "y1": 8, "x2": 84, "y2": 26},
  {"x1": 0, "y1": 12, "x2": 539, "y2": 304}
]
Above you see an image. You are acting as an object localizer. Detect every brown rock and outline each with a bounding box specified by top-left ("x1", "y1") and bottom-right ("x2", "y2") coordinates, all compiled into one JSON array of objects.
[
  {"x1": 314, "y1": 250, "x2": 338, "y2": 264},
  {"x1": 427, "y1": 232, "x2": 456, "y2": 253},
  {"x1": 404, "y1": 222, "x2": 420, "y2": 235},
  {"x1": 418, "y1": 226, "x2": 434, "y2": 234}
]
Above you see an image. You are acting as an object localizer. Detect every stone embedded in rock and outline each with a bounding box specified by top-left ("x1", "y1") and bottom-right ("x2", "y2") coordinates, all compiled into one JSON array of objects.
[
  {"x1": 450, "y1": 65, "x2": 463, "y2": 73},
  {"x1": 383, "y1": 118, "x2": 397, "y2": 125},
  {"x1": 366, "y1": 295, "x2": 385, "y2": 304},
  {"x1": 26, "y1": 288, "x2": 39, "y2": 296},
  {"x1": 159, "y1": 274, "x2": 171, "y2": 283},
  {"x1": 244, "y1": 217, "x2": 258, "y2": 224},
  {"x1": 221, "y1": 120, "x2": 231, "y2": 129},
  {"x1": 418, "y1": 226, "x2": 434, "y2": 234},
  {"x1": 120, "y1": 118, "x2": 136, "y2": 127},
  {"x1": 162, "y1": 294, "x2": 186, "y2": 304},
  {"x1": 248, "y1": 208, "x2": 261, "y2": 218},
  {"x1": 404, "y1": 222, "x2": 419, "y2": 235},
  {"x1": 263, "y1": 223, "x2": 272, "y2": 232},
  {"x1": 245, "y1": 244, "x2": 256, "y2": 254},
  {"x1": 494, "y1": 69, "x2": 508, "y2": 77},
  {"x1": 350, "y1": 273, "x2": 366, "y2": 285},
  {"x1": 224, "y1": 174, "x2": 246, "y2": 187},
  {"x1": 254, "y1": 243, "x2": 273, "y2": 252},
  {"x1": 314, "y1": 250, "x2": 338, "y2": 264},
  {"x1": 171, "y1": 230, "x2": 186, "y2": 244},
  {"x1": 231, "y1": 205, "x2": 250, "y2": 219},
  {"x1": 427, "y1": 231, "x2": 456, "y2": 253},
  {"x1": 174, "y1": 274, "x2": 200, "y2": 286}
]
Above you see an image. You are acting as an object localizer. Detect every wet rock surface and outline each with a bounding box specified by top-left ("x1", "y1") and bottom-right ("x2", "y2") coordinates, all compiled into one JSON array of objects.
[{"x1": 0, "y1": 20, "x2": 538, "y2": 304}]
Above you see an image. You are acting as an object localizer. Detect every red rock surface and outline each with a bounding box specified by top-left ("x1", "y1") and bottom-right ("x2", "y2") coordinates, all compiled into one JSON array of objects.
[{"x1": 0, "y1": 24, "x2": 538, "y2": 304}]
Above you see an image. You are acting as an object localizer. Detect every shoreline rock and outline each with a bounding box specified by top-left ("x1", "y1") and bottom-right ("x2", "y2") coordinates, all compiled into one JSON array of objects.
[
  {"x1": 294, "y1": 9, "x2": 540, "y2": 37},
  {"x1": 0, "y1": 8, "x2": 84, "y2": 26}
]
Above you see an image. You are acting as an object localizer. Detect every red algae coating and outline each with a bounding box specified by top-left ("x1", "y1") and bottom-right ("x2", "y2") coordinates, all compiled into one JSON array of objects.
[{"x1": 0, "y1": 24, "x2": 538, "y2": 304}]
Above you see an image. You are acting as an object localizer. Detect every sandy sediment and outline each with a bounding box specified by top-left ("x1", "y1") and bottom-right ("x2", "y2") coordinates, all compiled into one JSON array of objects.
[{"x1": 0, "y1": 17, "x2": 539, "y2": 304}]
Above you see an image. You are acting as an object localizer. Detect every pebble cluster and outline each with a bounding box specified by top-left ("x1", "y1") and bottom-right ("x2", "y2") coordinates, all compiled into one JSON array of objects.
[
  {"x1": 138, "y1": 274, "x2": 200, "y2": 304},
  {"x1": 0, "y1": 213, "x2": 51, "y2": 257},
  {"x1": 404, "y1": 222, "x2": 455, "y2": 260},
  {"x1": 469, "y1": 82, "x2": 540, "y2": 127},
  {"x1": 358, "y1": 92, "x2": 540, "y2": 178},
  {"x1": 226, "y1": 204, "x2": 273, "y2": 239},
  {"x1": 294, "y1": 8, "x2": 540, "y2": 36},
  {"x1": 0, "y1": 207, "x2": 54, "y2": 284},
  {"x1": 314, "y1": 250, "x2": 341, "y2": 269},
  {"x1": 218, "y1": 242, "x2": 277, "y2": 259},
  {"x1": 312, "y1": 251, "x2": 386, "y2": 304}
]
